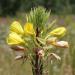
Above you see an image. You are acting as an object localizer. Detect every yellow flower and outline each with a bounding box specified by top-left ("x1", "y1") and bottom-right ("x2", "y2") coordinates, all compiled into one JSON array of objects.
[
  {"x1": 49, "y1": 27, "x2": 66, "y2": 37},
  {"x1": 24, "y1": 23, "x2": 35, "y2": 35},
  {"x1": 10, "y1": 21, "x2": 24, "y2": 34},
  {"x1": 7, "y1": 32, "x2": 25, "y2": 45}
]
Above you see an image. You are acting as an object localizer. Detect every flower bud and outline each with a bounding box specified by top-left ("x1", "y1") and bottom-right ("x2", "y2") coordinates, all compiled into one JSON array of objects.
[
  {"x1": 24, "y1": 23, "x2": 35, "y2": 35},
  {"x1": 10, "y1": 21, "x2": 24, "y2": 34},
  {"x1": 49, "y1": 27, "x2": 66, "y2": 37},
  {"x1": 55, "y1": 41, "x2": 69, "y2": 48},
  {"x1": 7, "y1": 32, "x2": 25, "y2": 45},
  {"x1": 46, "y1": 37, "x2": 57, "y2": 45}
]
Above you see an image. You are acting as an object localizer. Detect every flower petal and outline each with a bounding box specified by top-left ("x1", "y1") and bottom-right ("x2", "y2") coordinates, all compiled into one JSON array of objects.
[
  {"x1": 24, "y1": 23, "x2": 35, "y2": 35},
  {"x1": 49, "y1": 27, "x2": 66, "y2": 37},
  {"x1": 7, "y1": 32, "x2": 25, "y2": 45},
  {"x1": 10, "y1": 21, "x2": 24, "y2": 34}
]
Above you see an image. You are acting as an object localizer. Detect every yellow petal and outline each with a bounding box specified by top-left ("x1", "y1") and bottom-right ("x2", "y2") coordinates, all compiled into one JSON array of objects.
[
  {"x1": 7, "y1": 32, "x2": 25, "y2": 45},
  {"x1": 10, "y1": 21, "x2": 24, "y2": 34},
  {"x1": 24, "y1": 23, "x2": 35, "y2": 35},
  {"x1": 49, "y1": 27, "x2": 66, "y2": 37}
]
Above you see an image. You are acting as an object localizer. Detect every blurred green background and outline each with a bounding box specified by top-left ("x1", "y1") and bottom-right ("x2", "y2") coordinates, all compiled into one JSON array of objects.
[
  {"x1": 1, "y1": 0, "x2": 75, "y2": 16},
  {"x1": 0, "y1": 0, "x2": 75, "y2": 75}
]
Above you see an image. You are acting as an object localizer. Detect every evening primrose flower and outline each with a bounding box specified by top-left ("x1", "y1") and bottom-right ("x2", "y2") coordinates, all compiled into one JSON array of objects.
[
  {"x1": 24, "y1": 23, "x2": 35, "y2": 35},
  {"x1": 49, "y1": 27, "x2": 66, "y2": 37},
  {"x1": 10, "y1": 21, "x2": 24, "y2": 34},
  {"x1": 7, "y1": 32, "x2": 25, "y2": 45}
]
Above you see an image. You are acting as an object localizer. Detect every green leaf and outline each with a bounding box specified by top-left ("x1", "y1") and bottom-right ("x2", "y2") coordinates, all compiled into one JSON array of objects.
[
  {"x1": 27, "y1": 6, "x2": 50, "y2": 31},
  {"x1": 43, "y1": 45, "x2": 53, "y2": 50},
  {"x1": 47, "y1": 19, "x2": 57, "y2": 31},
  {"x1": 36, "y1": 37, "x2": 46, "y2": 45},
  {"x1": 50, "y1": 53, "x2": 61, "y2": 60}
]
